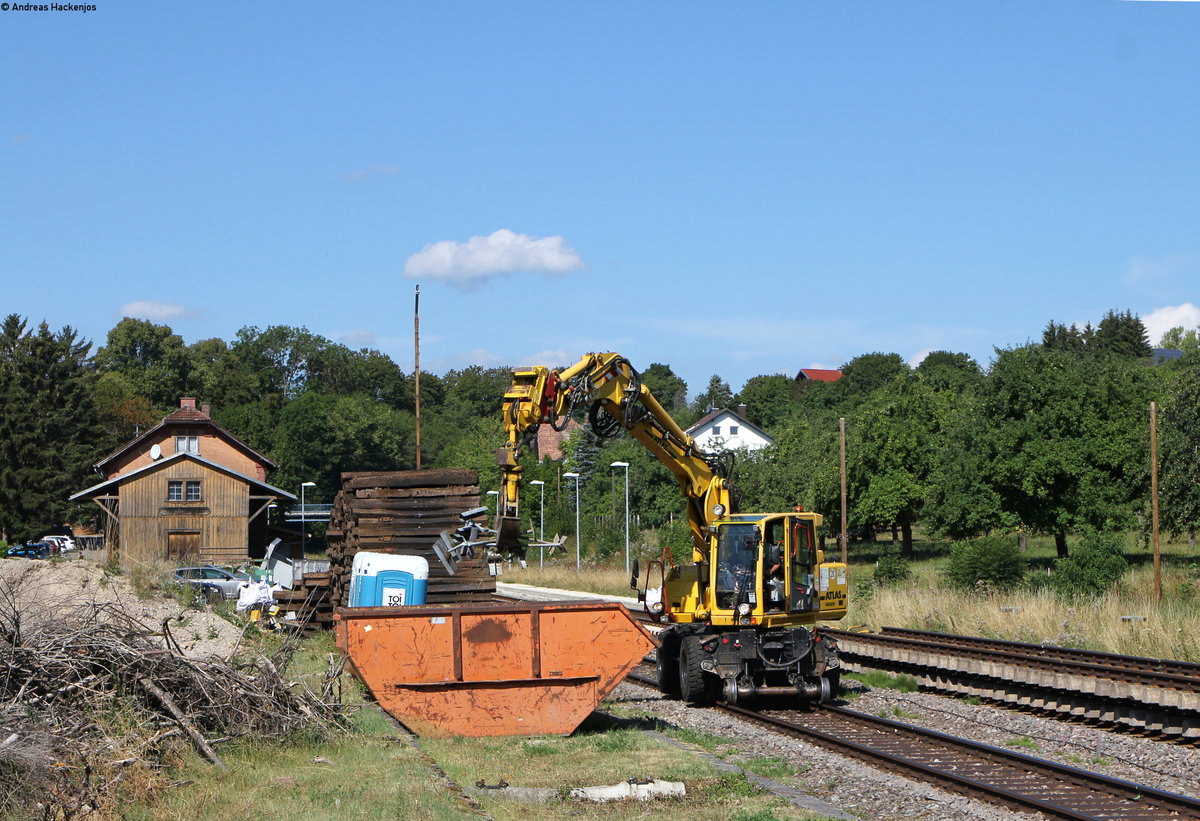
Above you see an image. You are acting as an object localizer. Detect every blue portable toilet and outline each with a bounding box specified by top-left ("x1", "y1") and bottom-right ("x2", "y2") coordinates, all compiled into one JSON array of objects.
[{"x1": 349, "y1": 552, "x2": 429, "y2": 607}]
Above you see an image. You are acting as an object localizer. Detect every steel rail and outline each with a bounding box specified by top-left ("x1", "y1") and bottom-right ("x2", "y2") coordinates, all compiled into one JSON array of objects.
[
  {"x1": 872, "y1": 626, "x2": 1200, "y2": 680},
  {"x1": 624, "y1": 669, "x2": 1200, "y2": 820},
  {"x1": 825, "y1": 628, "x2": 1200, "y2": 693}
]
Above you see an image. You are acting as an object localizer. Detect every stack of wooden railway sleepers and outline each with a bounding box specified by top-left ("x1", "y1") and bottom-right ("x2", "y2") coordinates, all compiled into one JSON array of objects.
[
  {"x1": 272, "y1": 571, "x2": 333, "y2": 631},
  {"x1": 327, "y1": 469, "x2": 496, "y2": 608}
]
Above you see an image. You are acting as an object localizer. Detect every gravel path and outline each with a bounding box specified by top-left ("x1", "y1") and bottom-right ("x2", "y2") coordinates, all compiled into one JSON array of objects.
[{"x1": 613, "y1": 675, "x2": 1200, "y2": 821}]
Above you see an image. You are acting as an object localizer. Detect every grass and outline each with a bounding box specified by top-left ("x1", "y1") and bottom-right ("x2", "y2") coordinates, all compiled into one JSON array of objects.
[
  {"x1": 122, "y1": 637, "x2": 828, "y2": 821},
  {"x1": 843, "y1": 670, "x2": 919, "y2": 693}
]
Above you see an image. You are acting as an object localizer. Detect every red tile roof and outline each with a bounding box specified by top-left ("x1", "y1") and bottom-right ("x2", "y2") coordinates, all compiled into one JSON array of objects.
[{"x1": 796, "y1": 368, "x2": 843, "y2": 382}]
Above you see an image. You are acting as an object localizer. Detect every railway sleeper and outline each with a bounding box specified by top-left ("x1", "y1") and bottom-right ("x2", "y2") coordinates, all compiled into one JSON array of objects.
[{"x1": 840, "y1": 658, "x2": 1200, "y2": 742}]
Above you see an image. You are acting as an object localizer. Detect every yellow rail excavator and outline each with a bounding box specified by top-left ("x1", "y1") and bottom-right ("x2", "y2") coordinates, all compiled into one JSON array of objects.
[{"x1": 495, "y1": 353, "x2": 848, "y2": 706}]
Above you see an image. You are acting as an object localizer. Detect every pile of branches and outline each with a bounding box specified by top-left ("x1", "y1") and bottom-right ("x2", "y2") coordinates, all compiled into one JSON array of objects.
[{"x1": 0, "y1": 578, "x2": 348, "y2": 820}]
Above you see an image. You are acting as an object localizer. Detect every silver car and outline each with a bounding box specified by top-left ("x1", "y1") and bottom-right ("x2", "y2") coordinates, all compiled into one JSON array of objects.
[{"x1": 171, "y1": 565, "x2": 250, "y2": 599}]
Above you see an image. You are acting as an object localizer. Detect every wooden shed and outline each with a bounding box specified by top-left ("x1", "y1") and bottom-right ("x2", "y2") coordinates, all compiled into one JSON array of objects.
[{"x1": 70, "y1": 398, "x2": 294, "y2": 566}]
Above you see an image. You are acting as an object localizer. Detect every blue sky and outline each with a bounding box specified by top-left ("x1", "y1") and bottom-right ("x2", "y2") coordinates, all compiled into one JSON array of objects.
[{"x1": 3, "y1": 1, "x2": 1198, "y2": 397}]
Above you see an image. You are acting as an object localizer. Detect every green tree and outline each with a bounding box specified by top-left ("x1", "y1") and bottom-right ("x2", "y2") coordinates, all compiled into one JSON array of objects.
[
  {"x1": 0, "y1": 316, "x2": 104, "y2": 542},
  {"x1": 92, "y1": 371, "x2": 159, "y2": 445},
  {"x1": 186, "y1": 337, "x2": 258, "y2": 407},
  {"x1": 1094, "y1": 309, "x2": 1152, "y2": 359},
  {"x1": 846, "y1": 374, "x2": 953, "y2": 556},
  {"x1": 914, "y1": 351, "x2": 983, "y2": 393},
  {"x1": 1159, "y1": 360, "x2": 1200, "y2": 541},
  {"x1": 640, "y1": 363, "x2": 689, "y2": 414},
  {"x1": 269, "y1": 392, "x2": 414, "y2": 495},
  {"x1": 975, "y1": 345, "x2": 1160, "y2": 557},
  {"x1": 1158, "y1": 325, "x2": 1200, "y2": 357},
  {"x1": 735, "y1": 374, "x2": 797, "y2": 430},
  {"x1": 94, "y1": 317, "x2": 191, "y2": 409},
  {"x1": 692, "y1": 374, "x2": 733, "y2": 414},
  {"x1": 835, "y1": 352, "x2": 908, "y2": 400}
]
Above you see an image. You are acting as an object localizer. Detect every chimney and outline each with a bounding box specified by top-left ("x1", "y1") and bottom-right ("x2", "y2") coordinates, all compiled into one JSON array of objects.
[
  {"x1": 180, "y1": 397, "x2": 197, "y2": 410},
  {"x1": 736, "y1": 404, "x2": 748, "y2": 420},
  {"x1": 201, "y1": 403, "x2": 211, "y2": 417}
]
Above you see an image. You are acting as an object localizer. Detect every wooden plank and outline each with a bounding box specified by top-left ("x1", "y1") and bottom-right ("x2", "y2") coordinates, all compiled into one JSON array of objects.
[
  {"x1": 354, "y1": 486, "x2": 478, "y2": 500},
  {"x1": 342, "y1": 469, "x2": 478, "y2": 490}
]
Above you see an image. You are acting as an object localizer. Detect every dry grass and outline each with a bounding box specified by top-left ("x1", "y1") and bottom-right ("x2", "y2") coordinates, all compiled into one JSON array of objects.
[
  {"x1": 844, "y1": 534, "x2": 1200, "y2": 661},
  {"x1": 847, "y1": 584, "x2": 1200, "y2": 660},
  {"x1": 507, "y1": 562, "x2": 635, "y2": 597}
]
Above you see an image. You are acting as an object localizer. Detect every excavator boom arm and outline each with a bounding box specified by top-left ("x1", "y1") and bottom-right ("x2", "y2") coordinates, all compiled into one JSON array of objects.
[{"x1": 496, "y1": 353, "x2": 730, "y2": 557}]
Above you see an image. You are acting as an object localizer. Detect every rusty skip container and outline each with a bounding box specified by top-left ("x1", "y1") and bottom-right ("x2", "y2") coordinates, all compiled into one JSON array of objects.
[{"x1": 334, "y1": 599, "x2": 657, "y2": 737}]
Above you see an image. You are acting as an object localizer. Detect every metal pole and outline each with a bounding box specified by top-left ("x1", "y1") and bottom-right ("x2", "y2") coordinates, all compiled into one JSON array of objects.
[
  {"x1": 623, "y1": 467, "x2": 630, "y2": 575},
  {"x1": 564, "y1": 472, "x2": 580, "y2": 571},
  {"x1": 414, "y1": 285, "x2": 422, "y2": 470},
  {"x1": 300, "y1": 481, "x2": 316, "y2": 556},
  {"x1": 1151, "y1": 401, "x2": 1162, "y2": 604},
  {"x1": 610, "y1": 462, "x2": 630, "y2": 573},
  {"x1": 839, "y1": 416, "x2": 848, "y2": 564}
]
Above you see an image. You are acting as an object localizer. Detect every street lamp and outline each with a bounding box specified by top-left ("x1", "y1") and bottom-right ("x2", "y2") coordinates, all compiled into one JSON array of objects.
[
  {"x1": 529, "y1": 480, "x2": 545, "y2": 568},
  {"x1": 563, "y1": 472, "x2": 581, "y2": 572},
  {"x1": 300, "y1": 481, "x2": 316, "y2": 556},
  {"x1": 610, "y1": 461, "x2": 630, "y2": 574}
]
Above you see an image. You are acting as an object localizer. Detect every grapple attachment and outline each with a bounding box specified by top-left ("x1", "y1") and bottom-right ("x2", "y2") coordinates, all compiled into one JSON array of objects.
[{"x1": 495, "y1": 515, "x2": 526, "y2": 559}]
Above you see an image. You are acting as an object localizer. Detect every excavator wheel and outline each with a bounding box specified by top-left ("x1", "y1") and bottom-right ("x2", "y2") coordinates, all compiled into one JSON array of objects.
[
  {"x1": 494, "y1": 516, "x2": 526, "y2": 558},
  {"x1": 678, "y1": 635, "x2": 714, "y2": 706},
  {"x1": 823, "y1": 671, "x2": 841, "y2": 702},
  {"x1": 656, "y1": 628, "x2": 681, "y2": 698}
]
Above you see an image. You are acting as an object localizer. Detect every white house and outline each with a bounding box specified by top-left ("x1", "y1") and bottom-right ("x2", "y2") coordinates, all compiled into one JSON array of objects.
[{"x1": 684, "y1": 405, "x2": 773, "y2": 452}]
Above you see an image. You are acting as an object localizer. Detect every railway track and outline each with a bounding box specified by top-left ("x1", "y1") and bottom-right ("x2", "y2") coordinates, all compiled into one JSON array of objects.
[
  {"x1": 624, "y1": 667, "x2": 1200, "y2": 820},
  {"x1": 825, "y1": 627, "x2": 1200, "y2": 742},
  {"x1": 497, "y1": 588, "x2": 1200, "y2": 741}
]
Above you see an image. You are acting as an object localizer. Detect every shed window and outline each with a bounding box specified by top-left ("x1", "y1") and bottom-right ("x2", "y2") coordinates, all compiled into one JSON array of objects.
[
  {"x1": 730, "y1": 425, "x2": 739, "y2": 435},
  {"x1": 167, "y1": 480, "x2": 203, "y2": 502},
  {"x1": 176, "y1": 436, "x2": 199, "y2": 455},
  {"x1": 712, "y1": 426, "x2": 721, "y2": 435}
]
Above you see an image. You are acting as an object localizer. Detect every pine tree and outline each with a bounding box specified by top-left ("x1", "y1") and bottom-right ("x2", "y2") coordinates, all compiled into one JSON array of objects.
[{"x1": 0, "y1": 316, "x2": 104, "y2": 542}]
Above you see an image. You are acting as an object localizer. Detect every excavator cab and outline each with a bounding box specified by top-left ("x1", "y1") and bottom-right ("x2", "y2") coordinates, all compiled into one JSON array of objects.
[{"x1": 714, "y1": 525, "x2": 758, "y2": 612}]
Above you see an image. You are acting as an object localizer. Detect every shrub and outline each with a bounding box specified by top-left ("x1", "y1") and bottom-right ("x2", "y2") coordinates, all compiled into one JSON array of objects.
[
  {"x1": 873, "y1": 550, "x2": 911, "y2": 587},
  {"x1": 943, "y1": 535, "x2": 1027, "y2": 591},
  {"x1": 1051, "y1": 532, "x2": 1128, "y2": 599},
  {"x1": 656, "y1": 517, "x2": 695, "y2": 565}
]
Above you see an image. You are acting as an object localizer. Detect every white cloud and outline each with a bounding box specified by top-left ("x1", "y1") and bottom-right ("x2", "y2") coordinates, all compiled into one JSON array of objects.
[
  {"x1": 1143, "y1": 303, "x2": 1200, "y2": 345},
  {"x1": 345, "y1": 165, "x2": 400, "y2": 182},
  {"x1": 119, "y1": 300, "x2": 192, "y2": 322},
  {"x1": 404, "y1": 229, "x2": 584, "y2": 288},
  {"x1": 1125, "y1": 253, "x2": 1196, "y2": 287}
]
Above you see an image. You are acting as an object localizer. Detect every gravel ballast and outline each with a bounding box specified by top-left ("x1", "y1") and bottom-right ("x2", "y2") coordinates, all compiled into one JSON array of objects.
[{"x1": 613, "y1": 675, "x2": 1200, "y2": 821}]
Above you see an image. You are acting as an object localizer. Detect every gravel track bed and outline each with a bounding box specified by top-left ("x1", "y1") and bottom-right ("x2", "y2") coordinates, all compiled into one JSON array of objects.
[{"x1": 614, "y1": 676, "x2": 1200, "y2": 821}]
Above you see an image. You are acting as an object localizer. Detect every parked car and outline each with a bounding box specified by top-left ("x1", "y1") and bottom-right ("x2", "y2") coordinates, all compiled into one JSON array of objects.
[
  {"x1": 41, "y1": 535, "x2": 76, "y2": 553},
  {"x1": 7, "y1": 542, "x2": 51, "y2": 559},
  {"x1": 170, "y1": 565, "x2": 250, "y2": 599}
]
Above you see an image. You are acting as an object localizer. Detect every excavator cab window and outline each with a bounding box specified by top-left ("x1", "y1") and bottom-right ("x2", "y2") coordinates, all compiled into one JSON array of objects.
[
  {"x1": 715, "y1": 524, "x2": 758, "y2": 611},
  {"x1": 789, "y1": 519, "x2": 819, "y2": 613}
]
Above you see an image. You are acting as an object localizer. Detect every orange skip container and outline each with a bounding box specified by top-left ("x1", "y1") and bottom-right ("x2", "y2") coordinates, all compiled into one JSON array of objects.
[{"x1": 334, "y1": 600, "x2": 657, "y2": 737}]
